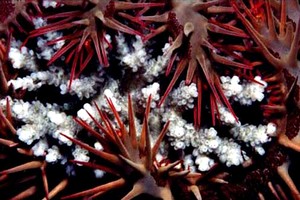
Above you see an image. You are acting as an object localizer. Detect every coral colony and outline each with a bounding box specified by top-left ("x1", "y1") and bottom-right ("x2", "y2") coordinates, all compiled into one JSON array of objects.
[{"x1": 0, "y1": 0, "x2": 300, "y2": 199}]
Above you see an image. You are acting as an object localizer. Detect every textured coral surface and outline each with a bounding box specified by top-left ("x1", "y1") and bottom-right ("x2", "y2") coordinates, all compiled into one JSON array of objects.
[{"x1": 0, "y1": 0, "x2": 299, "y2": 200}]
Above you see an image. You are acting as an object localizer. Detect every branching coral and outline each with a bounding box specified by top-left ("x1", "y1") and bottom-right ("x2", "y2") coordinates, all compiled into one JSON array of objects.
[
  {"x1": 0, "y1": 0, "x2": 299, "y2": 200},
  {"x1": 60, "y1": 95, "x2": 184, "y2": 199},
  {"x1": 25, "y1": 0, "x2": 164, "y2": 87},
  {"x1": 140, "y1": 0, "x2": 252, "y2": 127},
  {"x1": 230, "y1": 0, "x2": 300, "y2": 198},
  {"x1": 0, "y1": 99, "x2": 68, "y2": 200}
]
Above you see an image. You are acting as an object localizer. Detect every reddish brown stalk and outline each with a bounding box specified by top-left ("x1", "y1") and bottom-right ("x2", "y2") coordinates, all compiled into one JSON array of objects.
[
  {"x1": 0, "y1": 101, "x2": 16, "y2": 136},
  {"x1": 0, "y1": 59, "x2": 8, "y2": 96},
  {"x1": 60, "y1": 132, "x2": 122, "y2": 166},
  {"x1": 62, "y1": 178, "x2": 126, "y2": 199},
  {"x1": 277, "y1": 161, "x2": 300, "y2": 199},
  {"x1": 42, "y1": 179, "x2": 68, "y2": 200},
  {"x1": 0, "y1": 161, "x2": 44, "y2": 175},
  {"x1": 10, "y1": 186, "x2": 37, "y2": 200}
]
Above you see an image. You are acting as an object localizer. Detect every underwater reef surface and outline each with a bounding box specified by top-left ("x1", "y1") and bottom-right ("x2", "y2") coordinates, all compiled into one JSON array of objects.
[{"x1": 0, "y1": 0, "x2": 299, "y2": 199}]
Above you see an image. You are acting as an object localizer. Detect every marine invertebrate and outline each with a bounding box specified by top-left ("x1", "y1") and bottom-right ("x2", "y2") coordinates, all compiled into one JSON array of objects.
[
  {"x1": 0, "y1": 0, "x2": 41, "y2": 35},
  {"x1": 140, "y1": 0, "x2": 251, "y2": 126},
  {"x1": 230, "y1": 0, "x2": 300, "y2": 198},
  {"x1": 61, "y1": 95, "x2": 179, "y2": 199},
  {"x1": 0, "y1": 40, "x2": 9, "y2": 95},
  {"x1": 230, "y1": 0, "x2": 300, "y2": 76},
  {"x1": 63, "y1": 95, "x2": 236, "y2": 200},
  {"x1": 0, "y1": 98, "x2": 69, "y2": 200},
  {"x1": 25, "y1": 0, "x2": 164, "y2": 86},
  {"x1": 0, "y1": 0, "x2": 299, "y2": 200}
]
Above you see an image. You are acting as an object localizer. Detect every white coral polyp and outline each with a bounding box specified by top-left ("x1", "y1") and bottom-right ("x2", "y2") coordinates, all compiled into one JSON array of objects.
[
  {"x1": 266, "y1": 123, "x2": 277, "y2": 136},
  {"x1": 17, "y1": 124, "x2": 40, "y2": 145},
  {"x1": 47, "y1": 111, "x2": 66, "y2": 125},
  {"x1": 73, "y1": 146, "x2": 90, "y2": 164},
  {"x1": 195, "y1": 155, "x2": 215, "y2": 171},
  {"x1": 43, "y1": 0, "x2": 58, "y2": 8},
  {"x1": 221, "y1": 75, "x2": 267, "y2": 105},
  {"x1": 77, "y1": 103, "x2": 96, "y2": 123},
  {"x1": 163, "y1": 110, "x2": 195, "y2": 150},
  {"x1": 94, "y1": 169, "x2": 105, "y2": 178},
  {"x1": 9, "y1": 47, "x2": 26, "y2": 69},
  {"x1": 103, "y1": 89, "x2": 122, "y2": 112},
  {"x1": 141, "y1": 82, "x2": 160, "y2": 107},
  {"x1": 56, "y1": 130, "x2": 73, "y2": 146},
  {"x1": 170, "y1": 81, "x2": 198, "y2": 110},
  {"x1": 77, "y1": 108, "x2": 89, "y2": 122},
  {"x1": 12, "y1": 102, "x2": 29, "y2": 116},
  {"x1": 32, "y1": 140, "x2": 48, "y2": 157},
  {"x1": 230, "y1": 123, "x2": 276, "y2": 155},
  {"x1": 216, "y1": 139, "x2": 248, "y2": 167},
  {"x1": 46, "y1": 146, "x2": 62, "y2": 163},
  {"x1": 94, "y1": 142, "x2": 104, "y2": 151}
]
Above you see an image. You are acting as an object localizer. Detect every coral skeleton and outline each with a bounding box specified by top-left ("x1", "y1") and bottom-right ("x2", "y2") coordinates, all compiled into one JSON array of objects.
[{"x1": 0, "y1": 0, "x2": 299, "y2": 200}]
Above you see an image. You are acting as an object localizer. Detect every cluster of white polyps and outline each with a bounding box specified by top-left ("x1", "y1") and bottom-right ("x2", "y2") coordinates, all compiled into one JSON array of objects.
[
  {"x1": 191, "y1": 128, "x2": 249, "y2": 168},
  {"x1": 72, "y1": 145, "x2": 90, "y2": 163},
  {"x1": 8, "y1": 65, "x2": 103, "y2": 99},
  {"x1": 191, "y1": 128, "x2": 222, "y2": 154},
  {"x1": 230, "y1": 123, "x2": 277, "y2": 155},
  {"x1": 117, "y1": 35, "x2": 148, "y2": 72},
  {"x1": 170, "y1": 81, "x2": 198, "y2": 110},
  {"x1": 42, "y1": 0, "x2": 58, "y2": 8},
  {"x1": 139, "y1": 82, "x2": 160, "y2": 108},
  {"x1": 8, "y1": 66, "x2": 64, "y2": 91},
  {"x1": 0, "y1": 98, "x2": 79, "y2": 162},
  {"x1": 9, "y1": 40, "x2": 38, "y2": 71},
  {"x1": 184, "y1": 154, "x2": 215, "y2": 172},
  {"x1": 217, "y1": 103, "x2": 241, "y2": 126},
  {"x1": 161, "y1": 107, "x2": 251, "y2": 170},
  {"x1": 215, "y1": 138, "x2": 249, "y2": 167},
  {"x1": 45, "y1": 145, "x2": 63, "y2": 163},
  {"x1": 162, "y1": 110, "x2": 195, "y2": 150},
  {"x1": 60, "y1": 73, "x2": 104, "y2": 99},
  {"x1": 221, "y1": 75, "x2": 267, "y2": 105},
  {"x1": 33, "y1": 17, "x2": 66, "y2": 61},
  {"x1": 142, "y1": 43, "x2": 170, "y2": 82},
  {"x1": 116, "y1": 34, "x2": 170, "y2": 82}
]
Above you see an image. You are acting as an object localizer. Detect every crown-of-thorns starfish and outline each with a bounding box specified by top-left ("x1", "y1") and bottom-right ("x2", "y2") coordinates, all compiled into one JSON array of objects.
[{"x1": 61, "y1": 95, "x2": 194, "y2": 199}]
